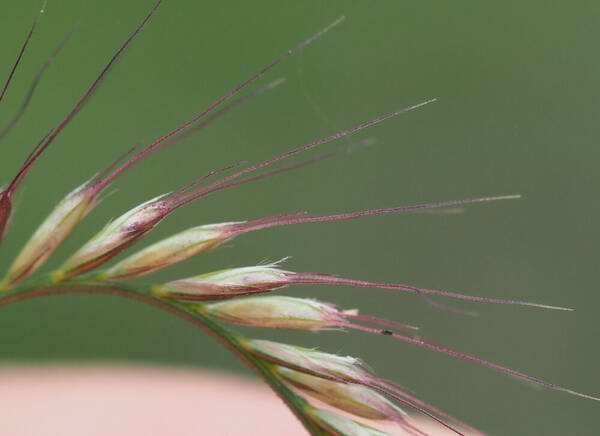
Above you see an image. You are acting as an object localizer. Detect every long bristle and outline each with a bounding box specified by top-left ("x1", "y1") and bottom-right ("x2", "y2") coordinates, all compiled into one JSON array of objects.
[
  {"x1": 365, "y1": 383, "x2": 465, "y2": 436},
  {"x1": 344, "y1": 313, "x2": 420, "y2": 334},
  {"x1": 233, "y1": 194, "x2": 520, "y2": 234},
  {"x1": 0, "y1": 24, "x2": 77, "y2": 141},
  {"x1": 347, "y1": 322, "x2": 600, "y2": 401},
  {"x1": 7, "y1": 128, "x2": 54, "y2": 193},
  {"x1": 170, "y1": 161, "x2": 247, "y2": 199},
  {"x1": 374, "y1": 380, "x2": 480, "y2": 434},
  {"x1": 168, "y1": 138, "x2": 375, "y2": 210},
  {"x1": 171, "y1": 99, "x2": 437, "y2": 207},
  {"x1": 152, "y1": 78, "x2": 286, "y2": 155},
  {"x1": 289, "y1": 273, "x2": 571, "y2": 312},
  {"x1": 95, "y1": 143, "x2": 146, "y2": 183},
  {"x1": 0, "y1": 0, "x2": 46, "y2": 105}
]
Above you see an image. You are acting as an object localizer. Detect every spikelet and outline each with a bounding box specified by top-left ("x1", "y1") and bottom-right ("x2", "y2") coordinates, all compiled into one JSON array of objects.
[
  {"x1": 51, "y1": 196, "x2": 169, "y2": 281},
  {"x1": 98, "y1": 223, "x2": 241, "y2": 281},
  {"x1": 201, "y1": 296, "x2": 352, "y2": 331},
  {"x1": 240, "y1": 338, "x2": 369, "y2": 382},
  {"x1": 152, "y1": 263, "x2": 290, "y2": 299},
  {"x1": 2, "y1": 181, "x2": 98, "y2": 288}
]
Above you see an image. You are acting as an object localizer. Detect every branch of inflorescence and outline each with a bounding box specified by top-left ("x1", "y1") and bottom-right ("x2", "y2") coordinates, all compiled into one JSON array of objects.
[{"x1": 0, "y1": 279, "x2": 323, "y2": 436}]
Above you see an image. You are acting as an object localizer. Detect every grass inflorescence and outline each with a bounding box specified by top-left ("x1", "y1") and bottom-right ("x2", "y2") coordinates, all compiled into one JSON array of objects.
[{"x1": 0, "y1": 1, "x2": 597, "y2": 435}]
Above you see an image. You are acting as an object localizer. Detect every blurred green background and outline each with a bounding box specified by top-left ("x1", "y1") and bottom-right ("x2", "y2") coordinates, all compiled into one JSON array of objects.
[{"x1": 1, "y1": 1, "x2": 599, "y2": 434}]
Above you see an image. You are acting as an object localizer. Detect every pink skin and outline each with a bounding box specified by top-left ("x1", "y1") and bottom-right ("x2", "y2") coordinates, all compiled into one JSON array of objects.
[
  {"x1": 0, "y1": 367, "x2": 310, "y2": 436},
  {"x1": 0, "y1": 366, "x2": 462, "y2": 435}
]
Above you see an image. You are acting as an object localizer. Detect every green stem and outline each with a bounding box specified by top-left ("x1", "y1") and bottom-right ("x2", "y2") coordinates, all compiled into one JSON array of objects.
[{"x1": 0, "y1": 279, "x2": 320, "y2": 435}]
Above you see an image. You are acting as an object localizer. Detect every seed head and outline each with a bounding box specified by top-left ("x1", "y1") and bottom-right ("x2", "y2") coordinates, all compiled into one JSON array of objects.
[{"x1": 1, "y1": 3, "x2": 596, "y2": 435}]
